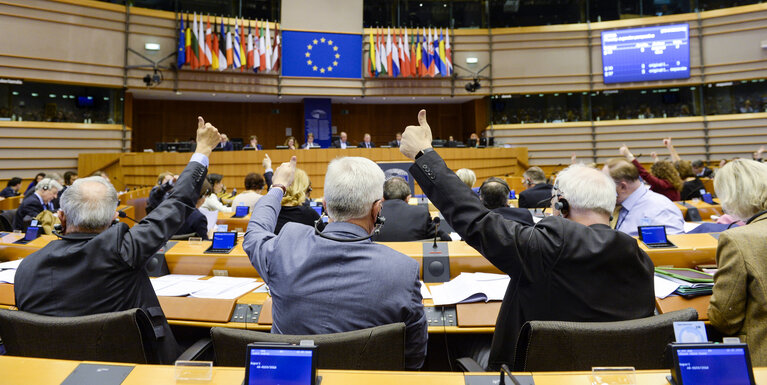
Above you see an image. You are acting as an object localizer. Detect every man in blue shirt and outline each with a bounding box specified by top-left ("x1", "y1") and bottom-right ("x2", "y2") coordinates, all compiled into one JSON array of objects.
[{"x1": 606, "y1": 158, "x2": 685, "y2": 236}]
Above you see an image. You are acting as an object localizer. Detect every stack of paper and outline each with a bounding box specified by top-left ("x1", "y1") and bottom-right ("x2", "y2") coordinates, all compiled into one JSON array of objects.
[
  {"x1": 429, "y1": 272, "x2": 509, "y2": 305},
  {"x1": 151, "y1": 275, "x2": 262, "y2": 299},
  {"x1": 0, "y1": 259, "x2": 22, "y2": 284},
  {"x1": 654, "y1": 273, "x2": 714, "y2": 299}
]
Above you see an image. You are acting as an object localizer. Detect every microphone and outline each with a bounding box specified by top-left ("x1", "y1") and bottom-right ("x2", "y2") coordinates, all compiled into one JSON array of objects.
[
  {"x1": 118, "y1": 210, "x2": 139, "y2": 224},
  {"x1": 432, "y1": 216, "x2": 440, "y2": 249}
]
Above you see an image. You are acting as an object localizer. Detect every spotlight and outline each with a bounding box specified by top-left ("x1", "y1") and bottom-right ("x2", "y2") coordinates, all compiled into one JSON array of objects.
[
  {"x1": 465, "y1": 78, "x2": 481, "y2": 93},
  {"x1": 143, "y1": 74, "x2": 152, "y2": 86},
  {"x1": 143, "y1": 69, "x2": 163, "y2": 87}
]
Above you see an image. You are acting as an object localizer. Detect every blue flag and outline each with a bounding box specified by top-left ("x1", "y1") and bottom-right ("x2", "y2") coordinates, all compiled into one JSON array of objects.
[
  {"x1": 177, "y1": 16, "x2": 185, "y2": 69},
  {"x1": 281, "y1": 30, "x2": 362, "y2": 78}
]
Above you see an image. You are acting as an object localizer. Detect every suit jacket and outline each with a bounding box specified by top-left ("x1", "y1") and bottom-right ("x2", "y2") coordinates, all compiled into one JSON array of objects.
[
  {"x1": 14, "y1": 157, "x2": 208, "y2": 364},
  {"x1": 13, "y1": 193, "x2": 45, "y2": 231},
  {"x1": 373, "y1": 199, "x2": 450, "y2": 242},
  {"x1": 243, "y1": 189, "x2": 428, "y2": 369},
  {"x1": 146, "y1": 183, "x2": 173, "y2": 215},
  {"x1": 389, "y1": 140, "x2": 401, "y2": 148},
  {"x1": 218, "y1": 141, "x2": 234, "y2": 151},
  {"x1": 301, "y1": 142, "x2": 321, "y2": 149},
  {"x1": 491, "y1": 207, "x2": 534, "y2": 226},
  {"x1": 517, "y1": 183, "x2": 553, "y2": 208},
  {"x1": 0, "y1": 186, "x2": 19, "y2": 198},
  {"x1": 411, "y1": 151, "x2": 655, "y2": 370},
  {"x1": 331, "y1": 140, "x2": 353, "y2": 149},
  {"x1": 359, "y1": 141, "x2": 375, "y2": 149},
  {"x1": 709, "y1": 212, "x2": 767, "y2": 366},
  {"x1": 680, "y1": 178, "x2": 704, "y2": 201},
  {"x1": 175, "y1": 209, "x2": 209, "y2": 240}
]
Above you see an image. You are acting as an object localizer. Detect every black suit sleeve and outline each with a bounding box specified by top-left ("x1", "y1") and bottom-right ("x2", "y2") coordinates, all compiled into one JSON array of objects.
[
  {"x1": 264, "y1": 171, "x2": 273, "y2": 190},
  {"x1": 517, "y1": 193, "x2": 529, "y2": 208},
  {"x1": 410, "y1": 151, "x2": 564, "y2": 281},
  {"x1": 119, "y1": 159, "x2": 207, "y2": 269}
]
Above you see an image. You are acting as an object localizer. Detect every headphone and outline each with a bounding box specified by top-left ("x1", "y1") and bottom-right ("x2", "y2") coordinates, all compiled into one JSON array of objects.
[
  {"x1": 551, "y1": 183, "x2": 569, "y2": 217},
  {"x1": 314, "y1": 215, "x2": 385, "y2": 242},
  {"x1": 479, "y1": 177, "x2": 511, "y2": 195}
]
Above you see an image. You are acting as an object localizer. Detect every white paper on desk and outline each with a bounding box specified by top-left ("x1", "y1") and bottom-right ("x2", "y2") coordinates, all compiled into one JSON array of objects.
[
  {"x1": 199, "y1": 208, "x2": 219, "y2": 231},
  {"x1": 449, "y1": 232, "x2": 462, "y2": 241},
  {"x1": 254, "y1": 284, "x2": 269, "y2": 293},
  {"x1": 430, "y1": 272, "x2": 509, "y2": 305},
  {"x1": 0, "y1": 259, "x2": 22, "y2": 270},
  {"x1": 419, "y1": 281, "x2": 432, "y2": 299},
  {"x1": 189, "y1": 277, "x2": 262, "y2": 299},
  {"x1": 654, "y1": 275, "x2": 681, "y2": 299},
  {"x1": 0, "y1": 269, "x2": 16, "y2": 284},
  {"x1": 683, "y1": 222, "x2": 702, "y2": 233},
  {"x1": 155, "y1": 280, "x2": 212, "y2": 297},
  {"x1": 150, "y1": 274, "x2": 205, "y2": 289}
]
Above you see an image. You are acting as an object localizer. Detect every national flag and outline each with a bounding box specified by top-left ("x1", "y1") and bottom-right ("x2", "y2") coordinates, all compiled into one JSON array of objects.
[
  {"x1": 239, "y1": 18, "x2": 246, "y2": 72},
  {"x1": 386, "y1": 27, "x2": 393, "y2": 77},
  {"x1": 445, "y1": 28, "x2": 453, "y2": 75},
  {"x1": 409, "y1": 28, "x2": 417, "y2": 76},
  {"x1": 232, "y1": 18, "x2": 242, "y2": 69},
  {"x1": 271, "y1": 23, "x2": 281, "y2": 72},
  {"x1": 415, "y1": 28, "x2": 422, "y2": 76},
  {"x1": 435, "y1": 27, "x2": 444, "y2": 76},
  {"x1": 368, "y1": 28, "x2": 375, "y2": 77},
  {"x1": 377, "y1": 27, "x2": 386, "y2": 75},
  {"x1": 218, "y1": 18, "x2": 227, "y2": 71},
  {"x1": 225, "y1": 23, "x2": 233, "y2": 67},
  {"x1": 428, "y1": 28, "x2": 437, "y2": 77},
  {"x1": 259, "y1": 21, "x2": 267, "y2": 72},
  {"x1": 185, "y1": 15, "x2": 192, "y2": 69},
  {"x1": 439, "y1": 27, "x2": 448, "y2": 75},
  {"x1": 191, "y1": 13, "x2": 200, "y2": 70},
  {"x1": 421, "y1": 28, "x2": 429, "y2": 76},
  {"x1": 204, "y1": 16, "x2": 213, "y2": 70},
  {"x1": 265, "y1": 21, "x2": 272, "y2": 72},
  {"x1": 253, "y1": 20, "x2": 260, "y2": 72},
  {"x1": 177, "y1": 15, "x2": 185, "y2": 69},
  {"x1": 210, "y1": 17, "x2": 219, "y2": 70},
  {"x1": 198, "y1": 13, "x2": 206, "y2": 67},
  {"x1": 247, "y1": 23, "x2": 254, "y2": 70},
  {"x1": 402, "y1": 28, "x2": 411, "y2": 77},
  {"x1": 391, "y1": 29, "x2": 400, "y2": 77}
]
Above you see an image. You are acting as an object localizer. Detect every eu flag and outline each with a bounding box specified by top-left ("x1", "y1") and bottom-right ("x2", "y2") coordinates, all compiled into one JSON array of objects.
[{"x1": 281, "y1": 30, "x2": 362, "y2": 79}]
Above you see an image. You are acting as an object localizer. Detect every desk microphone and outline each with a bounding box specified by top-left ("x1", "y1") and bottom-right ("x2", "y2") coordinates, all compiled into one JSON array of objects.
[
  {"x1": 432, "y1": 217, "x2": 440, "y2": 249},
  {"x1": 117, "y1": 210, "x2": 139, "y2": 224}
]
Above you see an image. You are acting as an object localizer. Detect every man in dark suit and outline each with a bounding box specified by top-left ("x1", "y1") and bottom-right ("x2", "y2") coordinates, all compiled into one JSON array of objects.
[
  {"x1": 400, "y1": 110, "x2": 655, "y2": 370},
  {"x1": 13, "y1": 178, "x2": 62, "y2": 230},
  {"x1": 0, "y1": 177, "x2": 22, "y2": 198},
  {"x1": 360, "y1": 133, "x2": 375, "y2": 148},
  {"x1": 388, "y1": 132, "x2": 402, "y2": 148},
  {"x1": 517, "y1": 167, "x2": 553, "y2": 208},
  {"x1": 479, "y1": 177, "x2": 534, "y2": 226},
  {"x1": 373, "y1": 177, "x2": 450, "y2": 242},
  {"x1": 691, "y1": 159, "x2": 713, "y2": 178},
  {"x1": 331, "y1": 131, "x2": 352, "y2": 149},
  {"x1": 217, "y1": 133, "x2": 234, "y2": 151},
  {"x1": 14, "y1": 117, "x2": 221, "y2": 364}
]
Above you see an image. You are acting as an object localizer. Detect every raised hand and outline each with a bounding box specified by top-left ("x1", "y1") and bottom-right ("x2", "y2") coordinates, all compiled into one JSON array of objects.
[
  {"x1": 619, "y1": 144, "x2": 635, "y2": 161},
  {"x1": 272, "y1": 156, "x2": 297, "y2": 188},
  {"x1": 195, "y1": 116, "x2": 222, "y2": 157},
  {"x1": 262, "y1": 153, "x2": 272, "y2": 170},
  {"x1": 400, "y1": 109, "x2": 434, "y2": 160}
]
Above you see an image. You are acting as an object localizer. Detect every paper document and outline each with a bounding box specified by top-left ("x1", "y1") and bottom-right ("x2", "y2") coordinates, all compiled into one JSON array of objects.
[
  {"x1": 0, "y1": 269, "x2": 17, "y2": 284},
  {"x1": 150, "y1": 274, "x2": 205, "y2": 292},
  {"x1": 155, "y1": 280, "x2": 212, "y2": 297},
  {"x1": 189, "y1": 276, "x2": 262, "y2": 299},
  {"x1": 0, "y1": 259, "x2": 22, "y2": 270},
  {"x1": 683, "y1": 222, "x2": 702, "y2": 233},
  {"x1": 654, "y1": 275, "x2": 681, "y2": 299},
  {"x1": 430, "y1": 272, "x2": 509, "y2": 305},
  {"x1": 419, "y1": 281, "x2": 432, "y2": 299},
  {"x1": 199, "y1": 208, "x2": 219, "y2": 232}
]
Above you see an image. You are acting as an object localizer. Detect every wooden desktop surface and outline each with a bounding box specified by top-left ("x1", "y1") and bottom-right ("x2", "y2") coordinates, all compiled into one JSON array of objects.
[
  {"x1": 216, "y1": 211, "x2": 249, "y2": 231},
  {"x1": 3, "y1": 356, "x2": 767, "y2": 385},
  {"x1": 675, "y1": 201, "x2": 723, "y2": 221}
]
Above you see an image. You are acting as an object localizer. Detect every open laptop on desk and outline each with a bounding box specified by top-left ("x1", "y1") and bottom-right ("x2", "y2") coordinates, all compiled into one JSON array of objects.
[
  {"x1": 13, "y1": 226, "x2": 40, "y2": 245},
  {"x1": 638, "y1": 225, "x2": 676, "y2": 248},
  {"x1": 231, "y1": 205, "x2": 250, "y2": 218},
  {"x1": 205, "y1": 232, "x2": 237, "y2": 254}
]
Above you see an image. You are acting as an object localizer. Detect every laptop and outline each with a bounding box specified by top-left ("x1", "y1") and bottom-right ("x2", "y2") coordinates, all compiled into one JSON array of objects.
[
  {"x1": 669, "y1": 343, "x2": 755, "y2": 385},
  {"x1": 638, "y1": 225, "x2": 676, "y2": 248},
  {"x1": 204, "y1": 231, "x2": 237, "y2": 254},
  {"x1": 244, "y1": 343, "x2": 317, "y2": 385},
  {"x1": 701, "y1": 192, "x2": 718, "y2": 205},
  {"x1": 231, "y1": 205, "x2": 250, "y2": 218},
  {"x1": 13, "y1": 226, "x2": 41, "y2": 245},
  {"x1": 311, "y1": 205, "x2": 323, "y2": 216}
]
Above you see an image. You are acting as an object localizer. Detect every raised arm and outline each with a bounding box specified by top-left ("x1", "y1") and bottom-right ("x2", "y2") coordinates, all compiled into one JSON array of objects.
[
  {"x1": 664, "y1": 138, "x2": 681, "y2": 163},
  {"x1": 262, "y1": 154, "x2": 274, "y2": 189},
  {"x1": 620, "y1": 144, "x2": 672, "y2": 190}
]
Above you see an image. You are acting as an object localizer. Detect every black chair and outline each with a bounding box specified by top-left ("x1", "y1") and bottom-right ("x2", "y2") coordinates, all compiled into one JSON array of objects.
[
  {"x1": 0, "y1": 308, "x2": 210, "y2": 364},
  {"x1": 211, "y1": 323, "x2": 406, "y2": 370},
  {"x1": 170, "y1": 232, "x2": 198, "y2": 241},
  {"x1": 0, "y1": 209, "x2": 14, "y2": 231}
]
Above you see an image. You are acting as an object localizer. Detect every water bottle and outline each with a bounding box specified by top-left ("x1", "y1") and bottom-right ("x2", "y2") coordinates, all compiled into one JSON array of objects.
[{"x1": 510, "y1": 189, "x2": 516, "y2": 200}]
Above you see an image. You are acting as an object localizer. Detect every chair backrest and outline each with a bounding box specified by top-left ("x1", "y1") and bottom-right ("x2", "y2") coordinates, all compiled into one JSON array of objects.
[
  {"x1": 127, "y1": 197, "x2": 148, "y2": 221},
  {"x1": 513, "y1": 308, "x2": 699, "y2": 371},
  {"x1": 0, "y1": 308, "x2": 158, "y2": 364},
  {"x1": 0, "y1": 209, "x2": 14, "y2": 231},
  {"x1": 170, "y1": 233, "x2": 197, "y2": 241},
  {"x1": 211, "y1": 323, "x2": 406, "y2": 370}
]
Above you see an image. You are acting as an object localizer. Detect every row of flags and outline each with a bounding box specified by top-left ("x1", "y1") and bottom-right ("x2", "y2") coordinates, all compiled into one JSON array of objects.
[
  {"x1": 368, "y1": 27, "x2": 452, "y2": 78},
  {"x1": 177, "y1": 13, "x2": 281, "y2": 73}
]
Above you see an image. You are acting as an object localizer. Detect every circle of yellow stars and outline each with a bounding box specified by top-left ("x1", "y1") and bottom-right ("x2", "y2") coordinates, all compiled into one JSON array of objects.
[{"x1": 305, "y1": 37, "x2": 341, "y2": 74}]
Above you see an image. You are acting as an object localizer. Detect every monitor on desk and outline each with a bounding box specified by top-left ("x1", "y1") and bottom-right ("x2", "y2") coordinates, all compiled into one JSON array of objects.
[
  {"x1": 670, "y1": 343, "x2": 755, "y2": 385},
  {"x1": 245, "y1": 343, "x2": 317, "y2": 385}
]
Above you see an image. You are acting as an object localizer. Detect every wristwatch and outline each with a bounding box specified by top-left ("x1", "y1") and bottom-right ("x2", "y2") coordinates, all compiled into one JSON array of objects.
[
  {"x1": 271, "y1": 184, "x2": 287, "y2": 196},
  {"x1": 415, "y1": 148, "x2": 435, "y2": 160}
]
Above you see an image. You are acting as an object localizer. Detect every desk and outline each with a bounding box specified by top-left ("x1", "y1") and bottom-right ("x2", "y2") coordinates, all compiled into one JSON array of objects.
[
  {"x1": 216, "y1": 212, "x2": 249, "y2": 231},
  {"x1": 675, "y1": 201, "x2": 723, "y2": 221},
  {"x1": 637, "y1": 233, "x2": 719, "y2": 268},
  {"x1": 0, "y1": 195, "x2": 22, "y2": 210}
]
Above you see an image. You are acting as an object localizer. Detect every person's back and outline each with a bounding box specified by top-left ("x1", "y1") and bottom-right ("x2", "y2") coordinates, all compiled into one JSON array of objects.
[
  {"x1": 374, "y1": 177, "x2": 447, "y2": 241},
  {"x1": 518, "y1": 167, "x2": 552, "y2": 208}
]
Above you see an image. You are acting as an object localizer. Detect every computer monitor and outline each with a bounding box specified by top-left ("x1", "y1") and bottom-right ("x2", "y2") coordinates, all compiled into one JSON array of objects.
[
  {"x1": 670, "y1": 343, "x2": 755, "y2": 385},
  {"x1": 245, "y1": 343, "x2": 317, "y2": 385},
  {"x1": 311, "y1": 205, "x2": 323, "y2": 216}
]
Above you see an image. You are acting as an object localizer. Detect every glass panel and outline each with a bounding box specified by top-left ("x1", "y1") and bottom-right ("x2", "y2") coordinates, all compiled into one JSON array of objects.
[
  {"x1": 452, "y1": 0, "x2": 486, "y2": 28},
  {"x1": 491, "y1": 92, "x2": 588, "y2": 124},
  {"x1": 704, "y1": 79, "x2": 767, "y2": 115},
  {"x1": 0, "y1": 81, "x2": 123, "y2": 124},
  {"x1": 590, "y1": 86, "x2": 699, "y2": 120},
  {"x1": 364, "y1": 0, "x2": 398, "y2": 27},
  {"x1": 401, "y1": 1, "x2": 452, "y2": 27},
  {"x1": 96, "y1": 0, "x2": 279, "y2": 20},
  {"x1": 490, "y1": 0, "x2": 584, "y2": 27}
]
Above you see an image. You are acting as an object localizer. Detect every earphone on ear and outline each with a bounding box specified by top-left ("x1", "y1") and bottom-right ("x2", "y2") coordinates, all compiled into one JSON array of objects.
[{"x1": 552, "y1": 183, "x2": 569, "y2": 217}]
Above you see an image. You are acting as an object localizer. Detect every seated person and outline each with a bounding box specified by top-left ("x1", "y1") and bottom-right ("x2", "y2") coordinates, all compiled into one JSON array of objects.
[
  {"x1": 284, "y1": 136, "x2": 297, "y2": 150},
  {"x1": 301, "y1": 132, "x2": 321, "y2": 149},
  {"x1": 708, "y1": 159, "x2": 767, "y2": 366},
  {"x1": 389, "y1": 132, "x2": 402, "y2": 148},
  {"x1": 518, "y1": 167, "x2": 553, "y2": 208},
  {"x1": 620, "y1": 145, "x2": 681, "y2": 201},
  {"x1": 23, "y1": 172, "x2": 46, "y2": 198},
  {"x1": 467, "y1": 132, "x2": 479, "y2": 148},
  {"x1": 455, "y1": 168, "x2": 476, "y2": 189},
  {"x1": 14, "y1": 117, "x2": 220, "y2": 364},
  {"x1": 242, "y1": 156, "x2": 427, "y2": 369},
  {"x1": 230, "y1": 173, "x2": 265, "y2": 212},
  {"x1": 605, "y1": 158, "x2": 685, "y2": 236},
  {"x1": 331, "y1": 131, "x2": 352, "y2": 149},
  {"x1": 245, "y1": 135, "x2": 262, "y2": 150},
  {"x1": 691, "y1": 159, "x2": 713, "y2": 178},
  {"x1": 175, "y1": 179, "x2": 213, "y2": 240},
  {"x1": 661, "y1": 138, "x2": 704, "y2": 200},
  {"x1": 60, "y1": 171, "x2": 78, "y2": 196},
  {"x1": 217, "y1": 133, "x2": 234, "y2": 151},
  {"x1": 359, "y1": 133, "x2": 375, "y2": 148},
  {"x1": 146, "y1": 171, "x2": 176, "y2": 215},
  {"x1": 372, "y1": 177, "x2": 450, "y2": 242},
  {"x1": 0, "y1": 177, "x2": 22, "y2": 198},
  {"x1": 201, "y1": 173, "x2": 232, "y2": 213},
  {"x1": 274, "y1": 169, "x2": 323, "y2": 234},
  {"x1": 48, "y1": 173, "x2": 66, "y2": 210},
  {"x1": 479, "y1": 177, "x2": 534, "y2": 226},
  {"x1": 399, "y1": 110, "x2": 654, "y2": 370},
  {"x1": 13, "y1": 178, "x2": 62, "y2": 231}
]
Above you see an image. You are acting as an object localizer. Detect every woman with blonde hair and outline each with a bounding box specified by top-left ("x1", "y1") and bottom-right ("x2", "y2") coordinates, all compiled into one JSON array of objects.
[
  {"x1": 709, "y1": 159, "x2": 767, "y2": 365},
  {"x1": 274, "y1": 168, "x2": 324, "y2": 234},
  {"x1": 620, "y1": 145, "x2": 681, "y2": 201},
  {"x1": 284, "y1": 136, "x2": 297, "y2": 150}
]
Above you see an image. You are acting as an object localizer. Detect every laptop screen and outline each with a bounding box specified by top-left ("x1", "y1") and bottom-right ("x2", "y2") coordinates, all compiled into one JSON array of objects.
[
  {"x1": 639, "y1": 225, "x2": 668, "y2": 244},
  {"x1": 701, "y1": 193, "x2": 714, "y2": 204},
  {"x1": 24, "y1": 226, "x2": 39, "y2": 241},
  {"x1": 246, "y1": 347, "x2": 314, "y2": 385},
  {"x1": 311, "y1": 205, "x2": 322, "y2": 216},
  {"x1": 675, "y1": 345, "x2": 754, "y2": 385},
  {"x1": 235, "y1": 205, "x2": 250, "y2": 217},
  {"x1": 211, "y1": 232, "x2": 236, "y2": 250}
]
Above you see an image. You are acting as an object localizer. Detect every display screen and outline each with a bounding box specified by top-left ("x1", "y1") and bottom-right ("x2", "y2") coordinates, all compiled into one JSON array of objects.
[
  {"x1": 25, "y1": 226, "x2": 39, "y2": 241},
  {"x1": 675, "y1": 346, "x2": 753, "y2": 385},
  {"x1": 246, "y1": 348, "x2": 314, "y2": 385},
  {"x1": 235, "y1": 205, "x2": 250, "y2": 217},
  {"x1": 311, "y1": 206, "x2": 323, "y2": 216},
  {"x1": 211, "y1": 232, "x2": 236, "y2": 249},
  {"x1": 639, "y1": 225, "x2": 668, "y2": 244},
  {"x1": 601, "y1": 24, "x2": 690, "y2": 84},
  {"x1": 702, "y1": 193, "x2": 714, "y2": 204}
]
